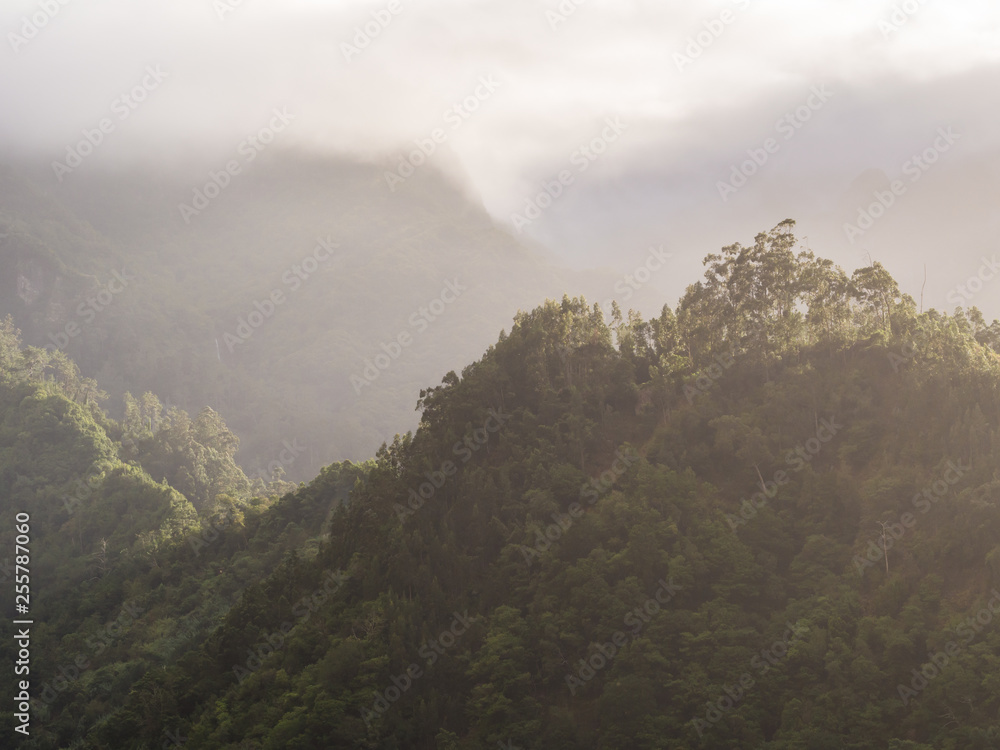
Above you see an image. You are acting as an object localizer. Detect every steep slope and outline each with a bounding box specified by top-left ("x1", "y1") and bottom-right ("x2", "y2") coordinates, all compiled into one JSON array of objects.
[
  {"x1": 0, "y1": 154, "x2": 662, "y2": 482},
  {"x1": 39, "y1": 222, "x2": 1000, "y2": 750},
  {"x1": 0, "y1": 320, "x2": 368, "y2": 745}
]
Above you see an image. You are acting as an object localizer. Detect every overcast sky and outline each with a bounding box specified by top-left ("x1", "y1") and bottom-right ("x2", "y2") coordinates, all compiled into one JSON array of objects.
[{"x1": 2, "y1": 0, "x2": 999, "y2": 318}]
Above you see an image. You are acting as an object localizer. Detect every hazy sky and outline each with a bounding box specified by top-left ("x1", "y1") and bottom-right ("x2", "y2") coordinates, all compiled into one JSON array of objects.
[{"x1": 3, "y1": 0, "x2": 999, "y2": 318}]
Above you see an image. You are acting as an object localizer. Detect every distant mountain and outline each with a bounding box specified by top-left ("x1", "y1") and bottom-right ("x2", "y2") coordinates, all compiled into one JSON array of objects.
[{"x1": 0, "y1": 153, "x2": 660, "y2": 480}]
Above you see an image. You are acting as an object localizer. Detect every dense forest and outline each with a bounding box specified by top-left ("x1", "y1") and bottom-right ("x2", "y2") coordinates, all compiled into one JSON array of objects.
[{"x1": 4, "y1": 220, "x2": 1000, "y2": 748}]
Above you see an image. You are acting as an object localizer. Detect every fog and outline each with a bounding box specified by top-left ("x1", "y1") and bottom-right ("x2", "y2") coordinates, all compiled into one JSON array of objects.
[
  {"x1": 6, "y1": 7, "x2": 1000, "y2": 745},
  {"x1": 2, "y1": 0, "x2": 999, "y2": 317}
]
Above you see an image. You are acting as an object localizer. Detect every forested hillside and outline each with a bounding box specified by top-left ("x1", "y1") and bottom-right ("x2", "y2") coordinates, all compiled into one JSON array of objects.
[
  {"x1": 3, "y1": 221, "x2": 1000, "y2": 748},
  {"x1": 0, "y1": 315, "x2": 369, "y2": 747}
]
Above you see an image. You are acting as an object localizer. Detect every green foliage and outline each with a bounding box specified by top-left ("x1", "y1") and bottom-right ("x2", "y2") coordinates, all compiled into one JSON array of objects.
[{"x1": 4, "y1": 223, "x2": 1000, "y2": 749}]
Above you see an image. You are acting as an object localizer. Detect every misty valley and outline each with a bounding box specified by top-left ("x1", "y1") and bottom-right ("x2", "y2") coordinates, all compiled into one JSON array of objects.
[{"x1": 3, "y1": 2, "x2": 1000, "y2": 748}]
